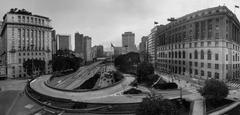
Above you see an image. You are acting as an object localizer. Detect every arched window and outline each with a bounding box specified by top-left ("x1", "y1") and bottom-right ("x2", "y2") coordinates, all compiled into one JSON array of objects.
[
  {"x1": 183, "y1": 51, "x2": 186, "y2": 59},
  {"x1": 201, "y1": 50, "x2": 204, "y2": 59},
  {"x1": 207, "y1": 50, "x2": 212, "y2": 60},
  {"x1": 194, "y1": 50, "x2": 198, "y2": 59},
  {"x1": 179, "y1": 51, "x2": 181, "y2": 58}
]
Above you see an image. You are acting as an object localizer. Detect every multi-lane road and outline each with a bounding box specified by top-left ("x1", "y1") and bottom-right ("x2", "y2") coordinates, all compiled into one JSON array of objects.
[{"x1": 50, "y1": 62, "x2": 102, "y2": 89}]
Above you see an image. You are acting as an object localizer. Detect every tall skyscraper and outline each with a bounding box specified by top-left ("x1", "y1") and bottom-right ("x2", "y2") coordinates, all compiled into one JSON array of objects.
[
  {"x1": 51, "y1": 30, "x2": 57, "y2": 55},
  {"x1": 91, "y1": 45, "x2": 104, "y2": 59},
  {"x1": 56, "y1": 34, "x2": 71, "y2": 50},
  {"x1": 75, "y1": 32, "x2": 92, "y2": 61},
  {"x1": 0, "y1": 9, "x2": 53, "y2": 78},
  {"x1": 139, "y1": 36, "x2": 148, "y2": 52},
  {"x1": 122, "y1": 32, "x2": 137, "y2": 54}
]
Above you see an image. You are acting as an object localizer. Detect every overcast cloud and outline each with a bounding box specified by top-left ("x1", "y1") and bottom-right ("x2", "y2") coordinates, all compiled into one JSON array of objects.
[{"x1": 0, "y1": 0, "x2": 240, "y2": 51}]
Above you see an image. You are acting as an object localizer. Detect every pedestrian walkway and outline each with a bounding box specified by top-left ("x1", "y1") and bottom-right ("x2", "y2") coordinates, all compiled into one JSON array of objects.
[
  {"x1": 226, "y1": 82, "x2": 240, "y2": 89},
  {"x1": 209, "y1": 102, "x2": 240, "y2": 115}
]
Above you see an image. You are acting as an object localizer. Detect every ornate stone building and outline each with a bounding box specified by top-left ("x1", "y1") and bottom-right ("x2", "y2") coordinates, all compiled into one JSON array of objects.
[
  {"x1": 0, "y1": 9, "x2": 53, "y2": 78},
  {"x1": 156, "y1": 6, "x2": 240, "y2": 81}
]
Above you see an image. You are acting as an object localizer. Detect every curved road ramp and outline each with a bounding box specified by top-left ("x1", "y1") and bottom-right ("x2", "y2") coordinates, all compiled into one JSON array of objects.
[{"x1": 23, "y1": 62, "x2": 150, "y2": 114}]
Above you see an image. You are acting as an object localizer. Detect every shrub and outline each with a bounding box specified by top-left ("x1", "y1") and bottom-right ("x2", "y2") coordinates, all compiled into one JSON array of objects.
[
  {"x1": 199, "y1": 79, "x2": 229, "y2": 104},
  {"x1": 136, "y1": 97, "x2": 178, "y2": 115},
  {"x1": 153, "y1": 83, "x2": 178, "y2": 90}
]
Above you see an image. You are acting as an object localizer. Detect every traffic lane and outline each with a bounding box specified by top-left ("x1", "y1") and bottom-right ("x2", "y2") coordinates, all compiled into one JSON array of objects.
[{"x1": 30, "y1": 75, "x2": 135, "y2": 102}]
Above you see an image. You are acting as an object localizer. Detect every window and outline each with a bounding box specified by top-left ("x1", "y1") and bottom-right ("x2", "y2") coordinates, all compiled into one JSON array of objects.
[
  {"x1": 189, "y1": 43, "x2": 192, "y2": 48},
  {"x1": 215, "y1": 72, "x2": 219, "y2": 79},
  {"x1": 215, "y1": 33, "x2": 219, "y2": 39},
  {"x1": 215, "y1": 64, "x2": 219, "y2": 69},
  {"x1": 179, "y1": 51, "x2": 181, "y2": 58},
  {"x1": 194, "y1": 42, "x2": 197, "y2": 47},
  {"x1": 195, "y1": 62, "x2": 198, "y2": 67},
  {"x1": 201, "y1": 50, "x2": 204, "y2": 59},
  {"x1": 208, "y1": 63, "x2": 211, "y2": 68},
  {"x1": 194, "y1": 50, "x2": 198, "y2": 59},
  {"x1": 183, "y1": 51, "x2": 186, "y2": 58},
  {"x1": 215, "y1": 41, "x2": 219, "y2": 46},
  {"x1": 190, "y1": 53, "x2": 192, "y2": 59},
  {"x1": 201, "y1": 70, "x2": 204, "y2": 76},
  {"x1": 207, "y1": 50, "x2": 212, "y2": 60},
  {"x1": 207, "y1": 41, "x2": 211, "y2": 46},
  {"x1": 189, "y1": 61, "x2": 192, "y2": 66},
  {"x1": 195, "y1": 69, "x2": 198, "y2": 75},
  {"x1": 175, "y1": 51, "x2": 177, "y2": 58},
  {"x1": 19, "y1": 59, "x2": 21, "y2": 63},
  {"x1": 226, "y1": 54, "x2": 228, "y2": 61},
  {"x1": 201, "y1": 62, "x2": 204, "y2": 67},
  {"x1": 215, "y1": 53, "x2": 219, "y2": 60},
  {"x1": 208, "y1": 71, "x2": 212, "y2": 78},
  {"x1": 201, "y1": 42, "x2": 204, "y2": 47},
  {"x1": 18, "y1": 16, "x2": 21, "y2": 22}
]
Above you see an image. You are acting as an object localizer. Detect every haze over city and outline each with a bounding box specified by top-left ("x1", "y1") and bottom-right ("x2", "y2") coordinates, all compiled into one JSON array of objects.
[{"x1": 1, "y1": 0, "x2": 240, "y2": 50}]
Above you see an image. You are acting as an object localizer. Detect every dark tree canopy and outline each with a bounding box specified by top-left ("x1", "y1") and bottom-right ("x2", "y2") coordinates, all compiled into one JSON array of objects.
[
  {"x1": 114, "y1": 52, "x2": 140, "y2": 74},
  {"x1": 52, "y1": 49, "x2": 83, "y2": 72},
  {"x1": 200, "y1": 79, "x2": 229, "y2": 101},
  {"x1": 136, "y1": 97, "x2": 178, "y2": 115},
  {"x1": 23, "y1": 59, "x2": 45, "y2": 77},
  {"x1": 137, "y1": 62, "x2": 154, "y2": 83}
]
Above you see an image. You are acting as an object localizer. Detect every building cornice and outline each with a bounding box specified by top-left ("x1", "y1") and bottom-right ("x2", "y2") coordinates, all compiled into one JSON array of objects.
[{"x1": 0, "y1": 22, "x2": 53, "y2": 36}]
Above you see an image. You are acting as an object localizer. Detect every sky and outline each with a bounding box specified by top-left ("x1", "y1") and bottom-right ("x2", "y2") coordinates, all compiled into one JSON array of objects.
[{"x1": 0, "y1": 0, "x2": 240, "y2": 51}]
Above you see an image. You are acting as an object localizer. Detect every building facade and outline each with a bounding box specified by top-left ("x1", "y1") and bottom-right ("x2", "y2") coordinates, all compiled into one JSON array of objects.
[
  {"x1": 91, "y1": 45, "x2": 104, "y2": 59},
  {"x1": 0, "y1": 9, "x2": 53, "y2": 78},
  {"x1": 51, "y1": 30, "x2": 57, "y2": 55},
  {"x1": 56, "y1": 34, "x2": 71, "y2": 50},
  {"x1": 156, "y1": 6, "x2": 240, "y2": 81},
  {"x1": 122, "y1": 32, "x2": 137, "y2": 54},
  {"x1": 139, "y1": 36, "x2": 148, "y2": 52},
  {"x1": 147, "y1": 26, "x2": 163, "y2": 64},
  {"x1": 113, "y1": 47, "x2": 123, "y2": 56},
  {"x1": 75, "y1": 32, "x2": 92, "y2": 61}
]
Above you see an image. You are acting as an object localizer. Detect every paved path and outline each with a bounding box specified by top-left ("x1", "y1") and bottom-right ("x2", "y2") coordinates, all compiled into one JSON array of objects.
[{"x1": 30, "y1": 74, "x2": 141, "y2": 103}]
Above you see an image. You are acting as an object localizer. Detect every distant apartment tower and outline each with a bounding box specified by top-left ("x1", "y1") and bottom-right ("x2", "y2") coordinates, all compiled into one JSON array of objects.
[
  {"x1": 56, "y1": 34, "x2": 71, "y2": 50},
  {"x1": 113, "y1": 47, "x2": 123, "y2": 56},
  {"x1": 51, "y1": 30, "x2": 57, "y2": 54},
  {"x1": 0, "y1": 9, "x2": 53, "y2": 78},
  {"x1": 147, "y1": 26, "x2": 162, "y2": 65},
  {"x1": 91, "y1": 45, "x2": 104, "y2": 59},
  {"x1": 139, "y1": 36, "x2": 148, "y2": 52},
  {"x1": 75, "y1": 32, "x2": 92, "y2": 61},
  {"x1": 122, "y1": 32, "x2": 137, "y2": 54}
]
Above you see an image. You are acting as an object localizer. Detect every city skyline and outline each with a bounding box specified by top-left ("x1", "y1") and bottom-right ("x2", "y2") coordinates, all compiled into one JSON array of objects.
[{"x1": 0, "y1": 0, "x2": 240, "y2": 51}]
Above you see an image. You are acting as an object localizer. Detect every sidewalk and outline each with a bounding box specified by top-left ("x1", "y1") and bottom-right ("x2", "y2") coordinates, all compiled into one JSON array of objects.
[{"x1": 209, "y1": 102, "x2": 240, "y2": 115}]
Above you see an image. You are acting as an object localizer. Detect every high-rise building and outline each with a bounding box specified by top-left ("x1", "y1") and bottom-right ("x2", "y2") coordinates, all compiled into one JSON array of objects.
[
  {"x1": 122, "y1": 32, "x2": 137, "y2": 54},
  {"x1": 51, "y1": 30, "x2": 57, "y2": 55},
  {"x1": 139, "y1": 36, "x2": 148, "y2": 52},
  {"x1": 56, "y1": 34, "x2": 71, "y2": 50},
  {"x1": 75, "y1": 32, "x2": 92, "y2": 61},
  {"x1": 0, "y1": 9, "x2": 53, "y2": 78},
  {"x1": 156, "y1": 6, "x2": 240, "y2": 81},
  {"x1": 113, "y1": 47, "x2": 123, "y2": 56},
  {"x1": 147, "y1": 25, "x2": 163, "y2": 65},
  {"x1": 91, "y1": 45, "x2": 104, "y2": 59}
]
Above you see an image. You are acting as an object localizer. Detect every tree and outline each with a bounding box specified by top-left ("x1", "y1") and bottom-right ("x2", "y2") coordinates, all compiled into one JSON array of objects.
[
  {"x1": 199, "y1": 79, "x2": 229, "y2": 102},
  {"x1": 136, "y1": 97, "x2": 178, "y2": 115},
  {"x1": 137, "y1": 62, "x2": 154, "y2": 83},
  {"x1": 23, "y1": 59, "x2": 45, "y2": 78},
  {"x1": 52, "y1": 49, "x2": 83, "y2": 72}
]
